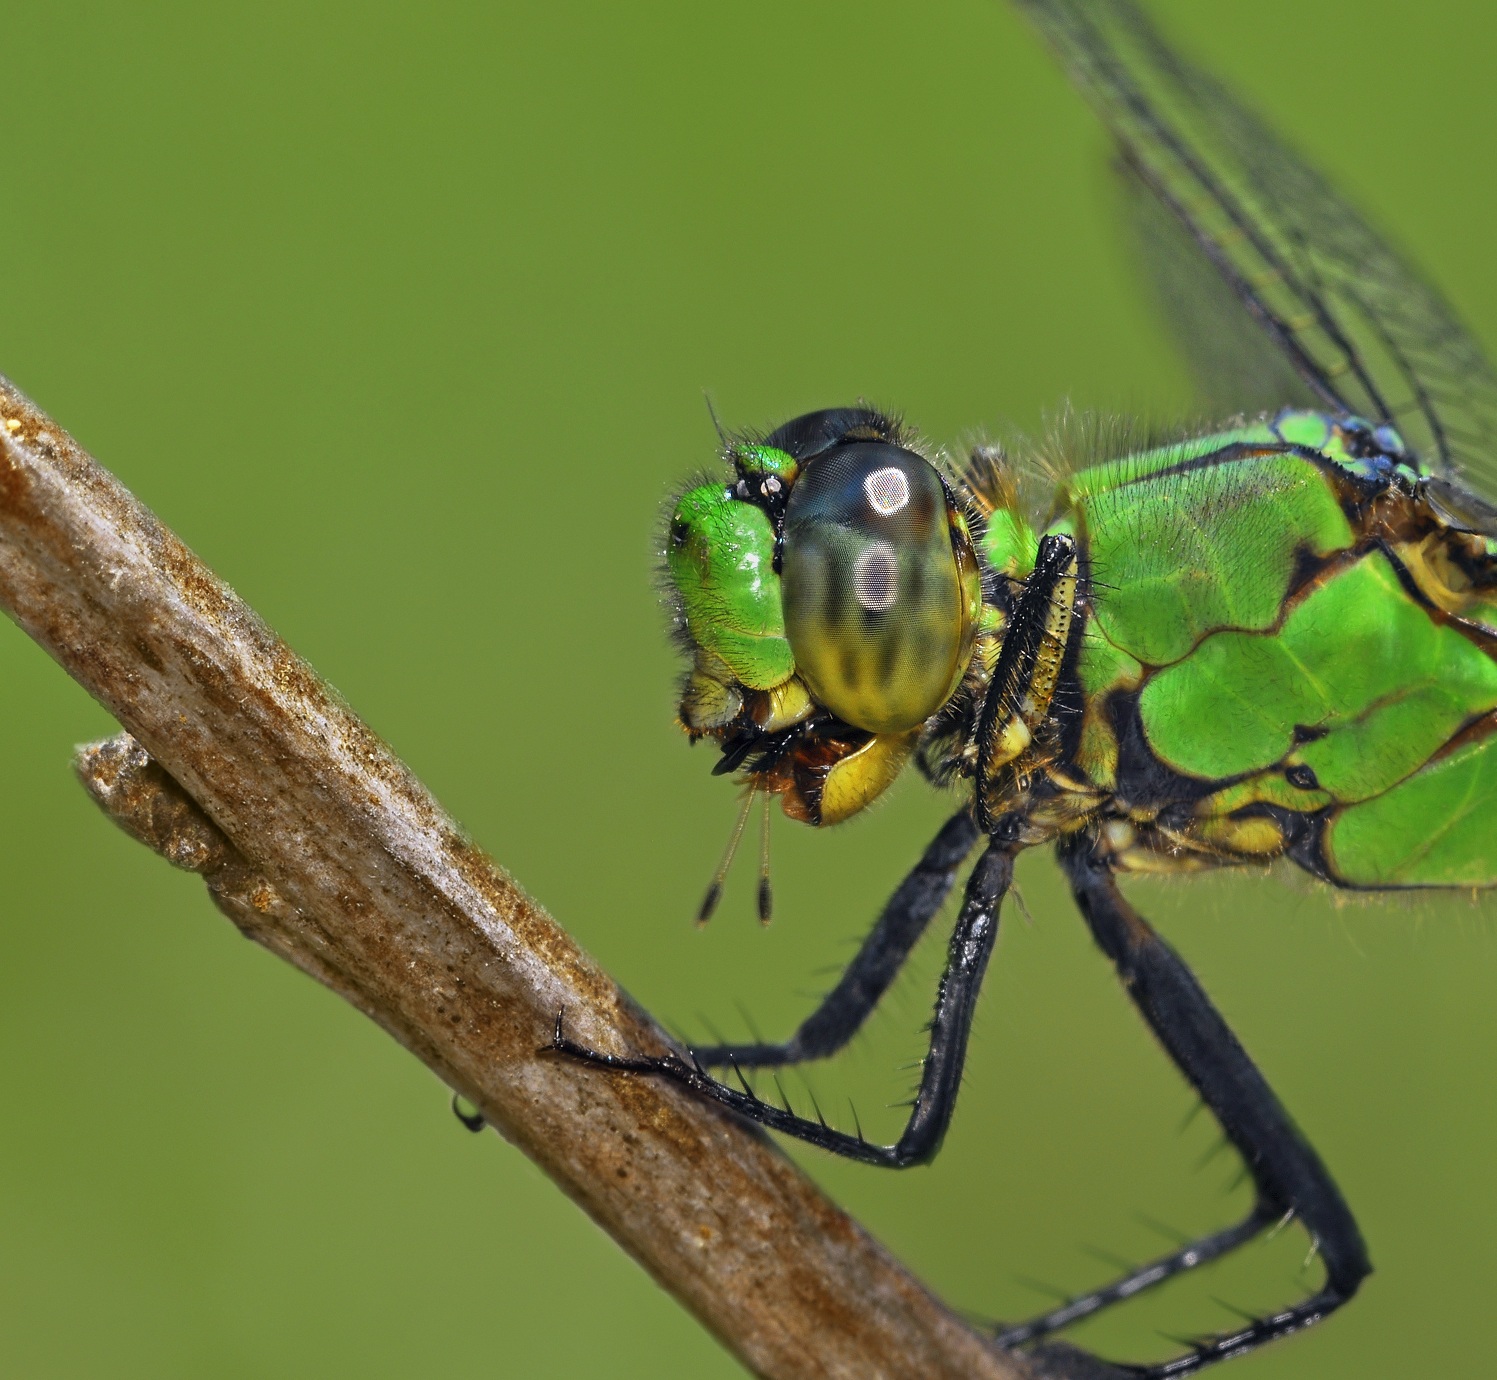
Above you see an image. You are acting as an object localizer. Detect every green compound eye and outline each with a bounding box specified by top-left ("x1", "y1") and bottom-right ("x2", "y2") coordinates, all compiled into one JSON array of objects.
[{"x1": 781, "y1": 441, "x2": 980, "y2": 734}]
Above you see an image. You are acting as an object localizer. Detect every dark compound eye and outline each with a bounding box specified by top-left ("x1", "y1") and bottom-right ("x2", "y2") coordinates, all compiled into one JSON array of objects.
[{"x1": 780, "y1": 441, "x2": 979, "y2": 733}]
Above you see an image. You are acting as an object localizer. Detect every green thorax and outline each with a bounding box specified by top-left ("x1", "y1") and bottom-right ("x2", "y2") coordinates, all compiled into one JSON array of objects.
[{"x1": 984, "y1": 409, "x2": 1497, "y2": 888}]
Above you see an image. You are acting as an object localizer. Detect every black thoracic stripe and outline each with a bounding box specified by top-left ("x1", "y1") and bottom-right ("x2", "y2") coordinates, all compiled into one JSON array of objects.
[
  {"x1": 1095, "y1": 438, "x2": 1323, "y2": 490},
  {"x1": 1273, "y1": 804, "x2": 1337, "y2": 883},
  {"x1": 975, "y1": 532, "x2": 1080, "y2": 832},
  {"x1": 1107, "y1": 689, "x2": 1221, "y2": 809},
  {"x1": 1374, "y1": 538, "x2": 1497, "y2": 657}
]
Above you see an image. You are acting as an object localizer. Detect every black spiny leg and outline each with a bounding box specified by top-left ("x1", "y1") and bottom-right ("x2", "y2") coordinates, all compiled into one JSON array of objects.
[
  {"x1": 1008, "y1": 836, "x2": 1370, "y2": 1377},
  {"x1": 690, "y1": 808, "x2": 979, "y2": 1070},
  {"x1": 553, "y1": 840, "x2": 1014, "y2": 1168}
]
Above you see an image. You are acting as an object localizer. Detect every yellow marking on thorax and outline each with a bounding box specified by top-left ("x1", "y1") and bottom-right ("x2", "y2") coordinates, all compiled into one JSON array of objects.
[{"x1": 986, "y1": 562, "x2": 1078, "y2": 776}]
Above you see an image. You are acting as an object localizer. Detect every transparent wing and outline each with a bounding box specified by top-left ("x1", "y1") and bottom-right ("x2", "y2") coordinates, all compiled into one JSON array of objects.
[
  {"x1": 1017, "y1": 0, "x2": 1497, "y2": 498},
  {"x1": 1118, "y1": 152, "x2": 1321, "y2": 420}
]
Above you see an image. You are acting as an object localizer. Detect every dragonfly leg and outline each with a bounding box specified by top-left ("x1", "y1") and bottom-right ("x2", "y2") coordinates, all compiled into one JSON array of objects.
[
  {"x1": 995, "y1": 1206, "x2": 1275, "y2": 1349},
  {"x1": 1008, "y1": 834, "x2": 1371, "y2": 1377},
  {"x1": 690, "y1": 808, "x2": 979, "y2": 1070},
  {"x1": 552, "y1": 839, "x2": 1014, "y2": 1168}
]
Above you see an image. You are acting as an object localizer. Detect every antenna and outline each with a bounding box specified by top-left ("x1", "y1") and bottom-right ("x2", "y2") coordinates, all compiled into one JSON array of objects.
[
  {"x1": 757, "y1": 787, "x2": 774, "y2": 924},
  {"x1": 703, "y1": 390, "x2": 729, "y2": 448},
  {"x1": 696, "y1": 785, "x2": 756, "y2": 925}
]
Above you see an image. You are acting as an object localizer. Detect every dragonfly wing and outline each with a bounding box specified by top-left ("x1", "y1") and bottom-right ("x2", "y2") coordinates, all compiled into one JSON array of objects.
[
  {"x1": 1118, "y1": 151, "x2": 1321, "y2": 420},
  {"x1": 1017, "y1": 0, "x2": 1497, "y2": 501}
]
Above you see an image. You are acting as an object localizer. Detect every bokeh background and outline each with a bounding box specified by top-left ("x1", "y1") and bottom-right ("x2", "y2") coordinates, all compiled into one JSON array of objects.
[{"x1": 2, "y1": 1, "x2": 1495, "y2": 1375}]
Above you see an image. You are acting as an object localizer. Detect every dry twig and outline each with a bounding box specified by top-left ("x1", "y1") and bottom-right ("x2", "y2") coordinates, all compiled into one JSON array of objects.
[{"x1": 0, "y1": 375, "x2": 1047, "y2": 1380}]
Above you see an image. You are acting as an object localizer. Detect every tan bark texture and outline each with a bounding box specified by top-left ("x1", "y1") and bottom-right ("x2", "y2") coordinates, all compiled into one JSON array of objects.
[{"x1": 0, "y1": 374, "x2": 1038, "y2": 1380}]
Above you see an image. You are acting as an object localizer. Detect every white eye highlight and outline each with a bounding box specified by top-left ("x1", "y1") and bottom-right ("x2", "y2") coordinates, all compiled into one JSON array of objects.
[
  {"x1": 852, "y1": 541, "x2": 900, "y2": 612},
  {"x1": 863, "y1": 466, "x2": 910, "y2": 515}
]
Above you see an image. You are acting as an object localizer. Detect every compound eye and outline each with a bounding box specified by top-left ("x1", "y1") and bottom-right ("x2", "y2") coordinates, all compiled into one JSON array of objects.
[{"x1": 781, "y1": 441, "x2": 978, "y2": 734}]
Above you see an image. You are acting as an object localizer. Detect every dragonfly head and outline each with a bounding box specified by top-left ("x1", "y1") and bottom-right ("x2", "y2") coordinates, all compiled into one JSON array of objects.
[{"x1": 666, "y1": 409, "x2": 982, "y2": 828}]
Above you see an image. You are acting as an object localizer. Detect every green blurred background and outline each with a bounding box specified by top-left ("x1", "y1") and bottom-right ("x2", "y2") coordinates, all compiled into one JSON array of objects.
[{"x1": 2, "y1": 1, "x2": 1495, "y2": 1375}]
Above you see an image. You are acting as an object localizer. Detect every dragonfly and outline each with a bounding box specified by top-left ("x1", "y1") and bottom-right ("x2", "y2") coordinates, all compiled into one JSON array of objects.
[{"x1": 554, "y1": 0, "x2": 1497, "y2": 1373}]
